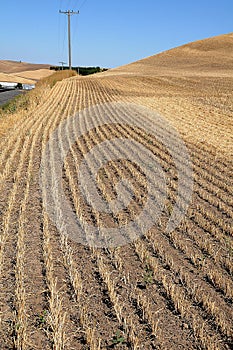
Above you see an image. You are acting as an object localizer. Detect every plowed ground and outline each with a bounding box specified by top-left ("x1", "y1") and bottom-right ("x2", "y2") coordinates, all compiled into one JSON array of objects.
[{"x1": 0, "y1": 69, "x2": 232, "y2": 350}]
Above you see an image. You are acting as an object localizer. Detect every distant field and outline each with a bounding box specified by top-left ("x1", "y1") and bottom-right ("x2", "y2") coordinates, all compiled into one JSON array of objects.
[
  {"x1": 0, "y1": 33, "x2": 232, "y2": 350},
  {"x1": 0, "y1": 60, "x2": 50, "y2": 74},
  {"x1": 0, "y1": 61, "x2": 53, "y2": 85},
  {"x1": 10, "y1": 69, "x2": 54, "y2": 81},
  {"x1": 0, "y1": 72, "x2": 35, "y2": 84}
]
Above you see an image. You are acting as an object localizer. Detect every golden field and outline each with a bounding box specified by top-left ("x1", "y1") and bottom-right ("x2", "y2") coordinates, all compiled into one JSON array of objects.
[
  {"x1": 0, "y1": 60, "x2": 53, "y2": 85},
  {"x1": 0, "y1": 33, "x2": 232, "y2": 349}
]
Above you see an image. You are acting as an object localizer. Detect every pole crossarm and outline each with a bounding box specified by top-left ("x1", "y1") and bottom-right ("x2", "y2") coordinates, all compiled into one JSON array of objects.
[{"x1": 59, "y1": 10, "x2": 79, "y2": 15}]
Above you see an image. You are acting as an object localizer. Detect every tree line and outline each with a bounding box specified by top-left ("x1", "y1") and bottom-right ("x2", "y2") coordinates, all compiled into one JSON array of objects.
[{"x1": 50, "y1": 66, "x2": 108, "y2": 76}]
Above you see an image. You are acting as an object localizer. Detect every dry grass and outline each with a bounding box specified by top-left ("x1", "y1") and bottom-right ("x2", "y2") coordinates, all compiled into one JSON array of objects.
[{"x1": 36, "y1": 69, "x2": 77, "y2": 88}]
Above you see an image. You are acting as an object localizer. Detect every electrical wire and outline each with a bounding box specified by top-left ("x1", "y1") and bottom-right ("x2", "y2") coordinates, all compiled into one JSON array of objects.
[
  {"x1": 72, "y1": 11, "x2": 80, "y2": 66},
  {"x1": 72, "y1": 0, "x2": 87, "y2": 66},
  {"x1": 72, "y1": 0, "x2": 88, "y2": 42},
  {"x1": 67, "y1": 0, "x2": 74, "y2": 10},
  {"x1": 58, "y1": 1, "x2": 62, "y2": 63},
  {"x1": 61, "y1": 18, "x2": 67, "y2": 62},
  {"x1": 71, "y1": 0, "x2": 81, "y2": 11},
  {"x1": 58, "y1": 0, "x2": 67, "y2": 64},
  {"x1": 79, "y1": 0, "x2": 88, "y2": 10},
  {"x1": 58, "y1": 0, "x2": 85, "y2": 66}
]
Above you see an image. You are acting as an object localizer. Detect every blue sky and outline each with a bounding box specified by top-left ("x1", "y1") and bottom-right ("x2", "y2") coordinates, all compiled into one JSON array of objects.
[{"x1": 0, "y1": 0, "x2": 232, "y2": 68}]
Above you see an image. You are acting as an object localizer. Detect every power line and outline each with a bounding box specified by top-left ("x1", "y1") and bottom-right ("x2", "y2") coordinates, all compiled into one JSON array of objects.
[
  {"x1": 72, "y1": 8, "x2": 80, "y2": 60},
  {"x1": 71, "y1": 0, "x2": 79, "y2": 10},
  {"x1": 58, "y1": 0, "x2": 67, "y2": 63},
  {"x1": 67, "y1": 0, "x2": 73, "y2": 10},
  {"x1": 72, "y1": 0, "x2": 88, "y2": 66},
  {"x1": 61, "y1": 18, "x2": 67, "y2": 60},
  {"x1": 58, "y1": 1, "x2": 62, "y2": 60},
  {"x1": 79, "y1": 0, "x2": 88, "y2": 10},
  {"x1": 59, "y1": 10, "x2": 79, "y2": 70}
]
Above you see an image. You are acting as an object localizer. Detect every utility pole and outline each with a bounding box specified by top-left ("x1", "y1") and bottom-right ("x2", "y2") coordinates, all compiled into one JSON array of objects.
[
  {"x1": 59, "y1": 10, "x2": 79, "y2": 70},
  {"x1": 59, "y1": 61, "x2": 66, "y2": 70}
]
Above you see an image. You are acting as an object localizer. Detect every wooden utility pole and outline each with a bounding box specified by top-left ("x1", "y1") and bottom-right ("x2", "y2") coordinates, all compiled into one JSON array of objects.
[{"x1": 59, "y1": 10, "x2": 79, "y2": 70}]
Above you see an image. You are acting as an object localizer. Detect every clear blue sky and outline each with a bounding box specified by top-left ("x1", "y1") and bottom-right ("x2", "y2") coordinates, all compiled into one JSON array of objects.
[{"x1": 0, "y1": 0, "x2": 232, "y2": 68}]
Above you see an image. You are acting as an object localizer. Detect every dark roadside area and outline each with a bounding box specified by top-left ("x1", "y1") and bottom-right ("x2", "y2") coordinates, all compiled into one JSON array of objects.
[{"x1": 0, "y1": 89, "x2": 26, "y2": 106}]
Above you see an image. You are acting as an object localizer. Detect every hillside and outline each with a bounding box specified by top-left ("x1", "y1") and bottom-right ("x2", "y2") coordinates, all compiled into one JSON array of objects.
[
  {"x1": 109, "y1": 32, "x2": 233, "y2": 77},
  {"x1": 0, "y1": 72, "x2": 35, "y2": 84},
  {"x1": 0, "y1": 61, "x2": 54, "y2": 84},
  {"x1": 10, "y1": 69, "x2": 54, "y2": 82},
  {"x1": 0, "y1": 60, "x2": 50, "y2": 74},
  {"x1": 0, "y1": 33, "x2": 232, "y2": 350}
]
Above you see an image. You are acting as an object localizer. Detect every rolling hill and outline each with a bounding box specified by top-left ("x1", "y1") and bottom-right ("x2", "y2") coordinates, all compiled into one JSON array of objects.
[
  {"x1": 109, "y1": 32, "x2": 233, "y2": 77},
  {"x1": 0, "y1": 61, "x2": 54, "y2": 84},
  {"x1": 10, "y1": 69, "x2": 54, "y2": 82},
  {"x1": 0, "y1": 60, "x2": 50, "y2": 74},
  {"x1": 0, "y1": 72, "x2": 35, "y2": 84}
]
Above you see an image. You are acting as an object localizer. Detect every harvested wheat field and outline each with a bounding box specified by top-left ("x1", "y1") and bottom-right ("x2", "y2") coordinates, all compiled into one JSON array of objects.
[
  {"x1": 0, "y1": 72, "x2": 35, "y2": 85},
  {"x1": 0, "y1": 61, "x2": 53, "y2": 85},
  {"x1": 0, "y1": 60, "x2": 50, "y2": 74},
  {"x1": 0, "y1": 33, "x2": 232, "y2": 350},
  {"x1": 10, "y1": 69, "x2": 55, "y2": 82}
]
